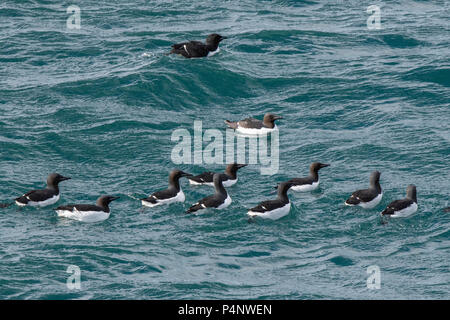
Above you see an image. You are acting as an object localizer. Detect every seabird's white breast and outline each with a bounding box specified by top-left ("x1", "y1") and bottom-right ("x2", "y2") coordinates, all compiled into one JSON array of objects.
[
  {"x1": 236, "y1": 125, "x2": 278, "y2": 136},
  {"x1": 389, "y1": 202, "x2": 418, "y2": 218},
  {"x1": 17, "y1": 194, "x2": 60, "y2": 207},
  {"x1": 217, "y1": 195, "x2": 232, "y2": 209},
  {"x1": 56, "y1": 208, "x2": 110, "y2": 223},
  {"x1": 141, "y1": 189, "x2": 185, "y2": 208},
  {"x1": 291, "y1": 181, "x2": 319, "y2": 192},
  {"x1": 248, "y1": 202, "x2": 291, "y2": 220}
]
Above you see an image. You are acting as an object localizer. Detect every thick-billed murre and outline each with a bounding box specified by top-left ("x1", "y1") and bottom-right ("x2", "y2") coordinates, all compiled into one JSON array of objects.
[
  {"x1": 276, "y1": 162, "x2": 330, "y2": 192},
  {"x1": 345, "y1": 171, "x2": 382, "y2": 209},
  {"x1": 55, "y1": 195, "x2": 119, "y2": 223},
  {"x1": 15, "y1": 173, "x2": 71, "y2": 207},
  {"x1": 186, "y1": 173, "x2": 231, "y2": 213},
  {"x1": 169, "y1": 34, "x2": 227, "y2": 58},
  {"x1": 381, "y1": 184, "x2": 418, "y2": 218},
  {"x1": 248, "y1": 181, "x2": 295, "y2": 220},
  {"x1": 141, "y1": 170, "x2": 192, "y2": 207},
  {"x1": 188, "y1": 163, "x2": 247, "y2": 187},
  {"x1": 225, "y1": 113, "x2": 282, "y2": 135}
]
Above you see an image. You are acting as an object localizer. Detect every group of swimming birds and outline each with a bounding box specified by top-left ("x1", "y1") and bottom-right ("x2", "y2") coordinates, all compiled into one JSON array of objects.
[
  {"x1": 2, "y1": 34, "x2": 447, "y2": 221},
  {"x1": 0, "y1": 160, "x2": 423, "y2": 223}
]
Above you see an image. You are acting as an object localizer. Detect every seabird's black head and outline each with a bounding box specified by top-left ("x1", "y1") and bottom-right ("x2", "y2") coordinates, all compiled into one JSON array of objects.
[
  {"x1": 47, "y1": 173, "x2": 71, "y2": 188},
  {"x1": 277, "y1": 181, "x2": 294, "y2": 199},
  {"x1": 213, "y1": 173, "x2": 228, "y2": 193},
  {"x1": 225, "y1": 163, "x2": 247, "y2": 177},
  {"x1": 310, "y1": 162, "x2": 330, "y2": 173},
  {"x1": 406, "y1": 184, "x2": 417, "y2": 202},
  {"x1": 169, "y1": 169, "x2": 192, "y2": 182},
  {"x1": 369, "y1": 171, "x2": 381, "y2": 185},
  {"x1": 263, "y1": 113, "x2": 283, "y2": 128},
  {"x1": 96, "y1": 195, "x2": 120, "y2": 207},
  {"x1": 206, "y1": 33, "x2": 227, "y2": 46}
]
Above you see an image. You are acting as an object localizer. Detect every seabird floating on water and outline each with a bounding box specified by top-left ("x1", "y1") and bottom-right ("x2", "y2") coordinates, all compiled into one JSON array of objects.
[
  {"x1": 55, "y1": 195, "x2": 119, "y2": 223},
  {"x1": 381, "y1": 184, "x2": 418, "y2": 218},
  {"x1": 186, "y1": 173, "x2": 231, "y2": 213},
  {"x1": 141, "y1": 170, "x2": 192, "y2": 207},
  {"x1": 345, "y1": 171, "x2": 382, "y2": 209},
  {"x1": 169, "y1": 34, "x2": 227, "y2": 58},
  {"x1": 15, "y1": 173, "x2": 71, "y2": 207},
  {"x1": 188, "y1": 163, "x2": 247, "y2": 187}
]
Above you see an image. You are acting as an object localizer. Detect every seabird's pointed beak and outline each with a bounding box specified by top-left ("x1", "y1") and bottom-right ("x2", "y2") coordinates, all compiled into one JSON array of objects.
[
  {"x1": 237, "y1": 164, "x2": 247, "y2": 169},
  {"x1": 60, "y1": 176, "x2": 71, "y2": 181},
  {"x1": 320, "y1": 163, "x2": 330, "y2": 168},
  {"x1": 109, "y1": 196, "x2": 120, "y2": 202},
  {"x1": 273, "y1": 115, "x2": 283, "y2": 120},
  {"x1": 220, "y1": 36, "x2": 228, "y2": 40},
  {"x1": 181, "y1": 172, "x2": 193, "y2": 177}
]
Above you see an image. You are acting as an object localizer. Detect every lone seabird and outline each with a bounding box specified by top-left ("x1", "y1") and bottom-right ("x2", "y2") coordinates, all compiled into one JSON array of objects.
[
  {"x1": 381, "y1": 184, "x2": 418, "y2": 218},
  {"x1": 248, "y1": 181, "x2": 295, "y2": 220},
  {"x1": 169, "y1": 34, "x2": 227, "y2": 58},
  {"x1": 225, "y1": 113, "x2": 283, "y2": 135},
  {"x1": 141, "y1": 170, "x2": 192, "y2": 207},
  {"x1": 15, "y1": 173, "x2": 71, "y2": 207},
  {"x1": 345, "y1": 171, "x2": 382, "y2": 209},
  {"x1": 55, "y1": 195, "x2": 119, "y2": 223},
  {"x1": 186, "y1": 173, "x2": 231, "y2": 213},
  {"x1": 188, "y1": 163, "x2": 247, "y2": 187}
]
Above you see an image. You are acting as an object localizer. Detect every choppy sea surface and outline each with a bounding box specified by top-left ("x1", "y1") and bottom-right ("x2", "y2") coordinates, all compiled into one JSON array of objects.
[{"x1": 0, "y1": 0, "x2": 449, "y2": 299}]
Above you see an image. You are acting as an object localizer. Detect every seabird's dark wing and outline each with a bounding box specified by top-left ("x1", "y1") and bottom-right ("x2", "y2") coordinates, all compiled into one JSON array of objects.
[
  {"x1": 238, "y1": 117, "x2": 264, "y2": 129},
  {"x1": 188, "y1": 172, "x2": 215, "y2": 184},
  {"x1": 250, "y1": 199, "x2": 284, "y2": 213},
  {"x1": 16, "y1": 189, "x2": 56, "y2": 204},
  {"x1": 55, "y1": 204, "x2": 104, "y2": 212},
  {"x1": 345, "y1": 188, "x2": 377, "y2": 205},
  {"x1": 289, "y1": 177, "x2": 314, "y2": 186},
  {"x1": 187, "y1": 194, "x2": 224, "y2": 213},
  {"x1": 170, "y1": 41, "x2": 208, "y2": 58},
  {"x1": 142, "y1": 188, "x2": 177, "y2": 203},
  {"x1": 381, "y1": 199, "x2": 414, "y2": 215}
]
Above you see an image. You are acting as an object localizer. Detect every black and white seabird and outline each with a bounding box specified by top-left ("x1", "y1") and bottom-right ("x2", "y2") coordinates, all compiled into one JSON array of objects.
[
  {"x1": 186, "y1": 173, "x2": 231, "y2": 213},
  {"x1": 277, "y1": 162, "x2": 330, "y2": 192},
  {"x1": 248, "y1": 181, "x2": 295, "y2": 220},
  {"x1": 188, "y1": 163, "x2": 247, "y2": 187},
  {"x1": 225, "y1": 113, "x2": 283, "y2": 135},
  {"x1": 381, "y1": 184, "x2": 418, "y2": 218},
  {"x1": 141, "y1": 170, "x2": 192, "y2": 207},
  {"x1": 345, "y1": 171, "x2": 382, "y2": 209},
  {"x1": 15, "y1": 173, "x2": 71, "y2": 207},
  {"x1": 169, "y1": 33, "x2": 227, "y2": 58},
  {"x1": 55, "y1": 195, "x2": 119, "y2": 223}
]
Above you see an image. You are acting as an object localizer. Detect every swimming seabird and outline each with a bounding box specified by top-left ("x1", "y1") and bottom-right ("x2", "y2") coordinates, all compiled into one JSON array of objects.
[
  {"x1": 248, "y1": 181, "x2": 295, "y2": 220},
  {"x1": 381, "y1": 184, "x2": 418, "y2": 218},
  {"x1": 141, "y1": 170, "x2": 192, "y2": 207},
  {"x1": 188, "y1": 163, "x2": 247, "y2": 187},
  {"x1": 276, "y1": 162, "x2": 330, "y2": 192},
  {"x1": 169, "y1": 33, "x2": 227, "y2": 58},
  {"x1": 225, "y1": 113, "x2": 283, "y2": 135},
  {"x1": 186, "y1": 173, "x2": 231, "y2": 213},
  {"x1": 345, "y1": 171, "x2": 382, "y2": 209},
  {"x1": 55, "y1": 195, "x2": 119, "y2": 223},
  {"x1": 15, "y1": 173, "x2": 71, "y2": 207}
]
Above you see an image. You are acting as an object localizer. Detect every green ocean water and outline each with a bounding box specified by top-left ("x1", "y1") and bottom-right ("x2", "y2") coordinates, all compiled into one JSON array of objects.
[{"x1": 0, "y1": 0, "x2": 449, "y2": 299}]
